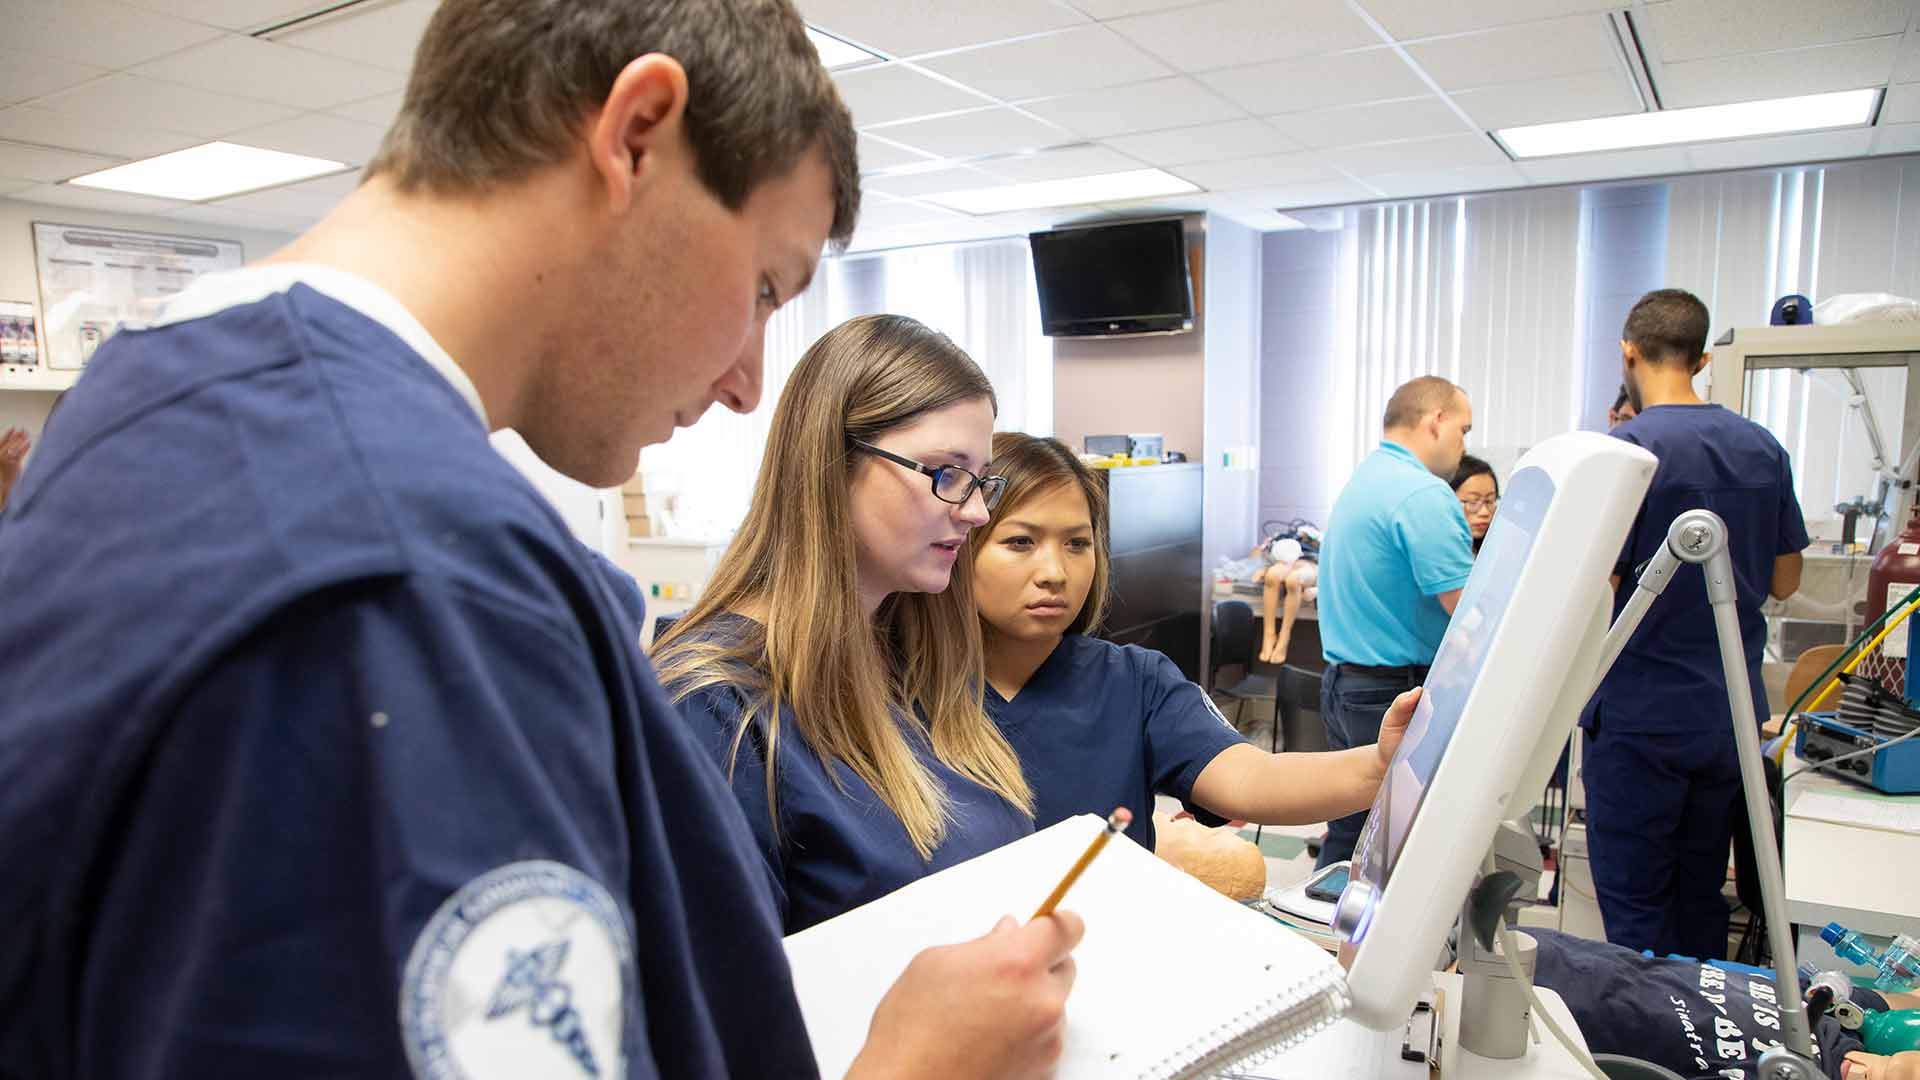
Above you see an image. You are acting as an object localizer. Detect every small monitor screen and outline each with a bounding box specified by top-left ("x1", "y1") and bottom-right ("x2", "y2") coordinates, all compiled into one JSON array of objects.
[
  {"x1": 1350, "y1": 467, "x2": 1555, "y2": 892},
  {"x1": 1029, "y1": 220, "x2": 1191, "y2": 333}
]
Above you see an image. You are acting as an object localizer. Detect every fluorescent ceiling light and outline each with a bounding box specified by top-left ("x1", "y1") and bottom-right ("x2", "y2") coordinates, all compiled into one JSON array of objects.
[
  {"x1": 808, "y1": 27, "x2": 879, "y2": 69},
  {"x1": 66, "y1": 141, "x2": 349, "y2": 201},
  {"x1": 923, "y1": 168, "x2": 1200, "y2": 215},
  {"x1": 1497, "y1": 88, "x2": 1880, "y2": 159}
]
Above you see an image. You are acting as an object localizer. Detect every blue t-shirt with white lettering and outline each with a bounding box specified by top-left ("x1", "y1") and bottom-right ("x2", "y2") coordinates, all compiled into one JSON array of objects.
[
  {"x1": 1319, "y1": 441, "x2": 1476, "y2": 667},
  {"x1": 987, "y1": 633, "x2": 1248, "y2": 850},
  {"x1": 0, "y1": 285, "x2": 815, "y2": 1078}
]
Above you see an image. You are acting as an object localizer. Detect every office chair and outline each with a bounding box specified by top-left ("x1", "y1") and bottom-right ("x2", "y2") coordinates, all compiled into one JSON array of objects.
[{"x1": 1210, "y1": 600, "x2": 1279, "y2": 745}]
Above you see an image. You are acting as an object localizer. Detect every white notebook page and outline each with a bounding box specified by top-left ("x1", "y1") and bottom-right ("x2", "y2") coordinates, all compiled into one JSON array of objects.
[{"x1": 784, "y1": 815, "x2": 1348, "y2": 1079}]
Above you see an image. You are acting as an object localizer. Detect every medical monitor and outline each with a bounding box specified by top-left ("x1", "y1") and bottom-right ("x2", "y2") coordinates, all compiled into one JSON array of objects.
[{"x1": 1333, "y1": 432, "x2": 1656, "y2": 1029}]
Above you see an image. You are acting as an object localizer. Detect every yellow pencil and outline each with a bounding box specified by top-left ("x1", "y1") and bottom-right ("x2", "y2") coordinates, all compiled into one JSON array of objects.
[{"x1": 1031, "y1": 807, "x2": 1132, "y2": 920}]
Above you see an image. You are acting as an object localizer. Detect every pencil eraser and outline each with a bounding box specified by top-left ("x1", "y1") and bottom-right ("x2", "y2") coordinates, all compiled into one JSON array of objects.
[{"x1": 1111, "y1": 807, "x2": 1132, "y2": 825}]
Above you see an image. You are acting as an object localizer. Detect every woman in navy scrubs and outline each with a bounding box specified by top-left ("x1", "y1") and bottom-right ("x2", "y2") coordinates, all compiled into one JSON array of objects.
[
  {"x1": 972, "y1": 433, "x2": 1417, "y2": 852},
  {"x1": 653, "y1": 316, "x2": 1039, "y2": 933}
]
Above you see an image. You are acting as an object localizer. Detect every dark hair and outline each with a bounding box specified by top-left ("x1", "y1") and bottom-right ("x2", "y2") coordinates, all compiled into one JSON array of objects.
[
  {"x1": 367, "y1": 0, "x2": 861, "y2": 249},
  {"x1": 1382, "y1": 375, "x2": 1465, "y2": 430},
  {"x1": 970, "y1": 433, "x2": 1111, "y2": 636},
  {"x1": 1450, "y1": 453, "x2": 1497, "y2": 495},
  {"x1": 1612, "y1": 384, "x2": 1630, "y2": 412},
  {"x1": 1622, "y1": 289, "x2": 1710, "y2": 368}
]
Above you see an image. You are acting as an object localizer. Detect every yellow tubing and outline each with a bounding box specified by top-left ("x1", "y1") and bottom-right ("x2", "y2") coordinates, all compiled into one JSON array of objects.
[{"x1": 1775, "y1": 592, "x2": 1920, "y2": 764}]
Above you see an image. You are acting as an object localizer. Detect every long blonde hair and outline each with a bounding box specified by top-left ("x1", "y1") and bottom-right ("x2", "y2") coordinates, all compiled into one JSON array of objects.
[{"x1": 653, "y1": 314, "x2": 1033, "y2": 858}]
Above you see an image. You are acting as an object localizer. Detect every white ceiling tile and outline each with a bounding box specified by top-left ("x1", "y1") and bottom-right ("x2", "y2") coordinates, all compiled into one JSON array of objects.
[
  {"x1": 0, "y1": 51, "x2": 108, "y2": 109},
  {"x1": 1900, "y1": 35, "x2": 1920, "y2": 83},
  {"x1": 1201, "y1": 49, "x2": 1428, "y2": 114},
  {"x1": 1241, "y1": 178, "x2": 1381, "y2": 209},
  {"x1": 852, "y1": 199, "x2": 967, "y2": 229},
  {"x1": 865, "y1": 164, "x2": 1007, "y2": 197},
  {"x1": 1267, "y1": 97, "x2": 1473, "y2": 149},
  {"x1": 7, "y1": 182, "x2": 182, "y2": 216},
  {"x1": 866, "y1": 108, "x2": 1071, "y2": 159},
  {"x1": 1107, "y1": 0, "x2": 1378, "y2": 73},
  {"x1": 980, "y1": 144, "x2": 1144, "y2": 182},
  {"x1": 228, "y1": 113, "x2": 387, "y2": 165},
  {"x1": 163, "y1": 200, "x2": 310, "y2": 234},
  {"x1": 121, "y1": 0, "x2": 339, "y2": 32},
  {"x1": 1102, "y1": 119, "x2": 1299, "y2": 165},
  {"x1": 833, "y1": 65, "x2": 996, "y2": 129},
  {"x1": 1325, "y1": 133, "x2": 1507, "y2": 175},
  {"x1": 1062, "y1": 0, "x2": 1202, "y2": 15},
  {"x1": 1883, "y1": 84, "x2": 1920, "y2": 127},
  {"x1": 1641, "y1": 0, "x2": 1911, "y2": 63},
  {"x1": 1450, "y1": 70, "x2": 1642, "y2": 131},
  {"x1": 1363, "y1": 0, "x2": 1623, "y2": 41},
  {"x1": 1515, "y1": 146, "x2": 1692, "y2": 185},
  {"x1": 917, "y1": 26, "x2": 1170, "y2": 101},
  {"x1": 1365, "y1": 163, "x2": 1527, "y2": 199},
  {"x1": 272, "y1": 0, "x2": 438, "y2": 73},
  {"x1": 1872, "y1": 122, "x2": 1920, "y2": 155},
  {"x1": 1406, "y1": 14, "x2": 1620, "y2": 91},
  {"x1": 34, "y1": 74, "x2": 300, "y2": 138},
  {"x1": 0, "y1": 178, "x2": 35, "y2": 199},
  {"x1": 1658, "y1": 37, "x2": 1901, "y2": 108},
  {"x1": 328, "y1": 91, "x2": 405, "y2": 129},
  {"x1": 1683, "y1": 128, "x2": 1877, "y2": 171},
  {"x1": 1168, "y1": 152, "x2": 1343, "y2": 191},
  {"x1": 858, "y1": 134, "x2": 939, "y2": 173},
  {"x1": 1023, "y1": 77, "x2": 1240, "y2": 138},
  {"x1": 0, "y1": 105, "x2": 201, "y2": 159},
  {"x1": 132, "y1": 34, "x2": 407, "y2": 110},
  {"x1": 209, "y1": 170, "x2": 360, "y2": 217},
  {"x1": 796, "y1": 0, "x2": 1088, "y2": 59},
  {"x1": 4, "y1": 0, "x2": 222, "y2": 68},
  {"x1": 0, "y1": 142, "x2": 121, "y2": 183}
]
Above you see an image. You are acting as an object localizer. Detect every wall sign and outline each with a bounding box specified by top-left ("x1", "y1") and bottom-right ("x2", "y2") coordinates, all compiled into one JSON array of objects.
[{"x1": 31, "y1": 222, "x2": 244, "y2": 372}]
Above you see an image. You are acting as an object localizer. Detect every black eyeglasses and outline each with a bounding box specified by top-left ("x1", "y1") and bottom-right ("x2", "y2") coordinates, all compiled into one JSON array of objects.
[{"x1": 850, "y1": 438, "x2": 1007, "y2": 510}]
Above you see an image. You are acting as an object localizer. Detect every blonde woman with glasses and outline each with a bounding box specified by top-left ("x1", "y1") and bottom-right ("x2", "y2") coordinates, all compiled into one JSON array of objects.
[{"x1": 654, "y1": 314, "x2": 1054, "y2": 932}]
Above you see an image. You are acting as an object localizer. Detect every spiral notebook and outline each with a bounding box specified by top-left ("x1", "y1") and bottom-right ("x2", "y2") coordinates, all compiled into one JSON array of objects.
[{"x1": 782, "y1": 815, "x2": 1352, "y2": 1079}]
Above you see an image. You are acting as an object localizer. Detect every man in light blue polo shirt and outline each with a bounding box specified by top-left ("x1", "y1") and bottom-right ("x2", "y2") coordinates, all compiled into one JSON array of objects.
[{"x1": 1315, "y1": 375, "x2": 1477, "y2": 867}]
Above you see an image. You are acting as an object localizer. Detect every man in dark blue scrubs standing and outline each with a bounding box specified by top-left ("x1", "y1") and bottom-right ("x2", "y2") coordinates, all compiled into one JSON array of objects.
[
  {"x1": 0, "y1": 2, "x2": 1081, "y2": 1077},
  {"x1": 1582, "y1": 289, "x2": 1808, "y2": 960},
  {"x1": 1316, "y1": 376, "x2": 1477, "y2": 868}
]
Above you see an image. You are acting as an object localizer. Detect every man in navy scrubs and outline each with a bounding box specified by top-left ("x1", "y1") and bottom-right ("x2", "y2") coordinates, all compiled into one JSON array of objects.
[
  {"x1": 1315, "y1": 376, "x2": 1477, "y2": 868},
  {"x1": 0, "y1": 2, "x2": 1081, "y2": 1077},
  {"x1": 1582, "y1": 289, "x2": 1807, "y2": 960}
]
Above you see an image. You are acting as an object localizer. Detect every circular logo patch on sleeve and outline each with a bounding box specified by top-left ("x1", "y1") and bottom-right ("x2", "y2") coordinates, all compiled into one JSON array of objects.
[{"x1": 401, "y1": 861, "x2": 633, "y2": 1080}]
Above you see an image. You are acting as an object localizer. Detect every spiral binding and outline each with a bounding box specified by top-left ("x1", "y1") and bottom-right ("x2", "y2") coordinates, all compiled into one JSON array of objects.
[{"x1": 1142, "y1": 968, "x2": 1352, "y2": 1079}]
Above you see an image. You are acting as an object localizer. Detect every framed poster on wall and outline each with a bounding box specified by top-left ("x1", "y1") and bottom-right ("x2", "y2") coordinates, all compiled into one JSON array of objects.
[{"x1": 31, "y1": 222, "x2": 244, "y2": 372}]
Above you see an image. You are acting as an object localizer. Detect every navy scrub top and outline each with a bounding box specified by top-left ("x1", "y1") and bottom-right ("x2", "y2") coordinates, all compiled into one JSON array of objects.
[
  {"x1": 0, "y1": 284, "x2": 816, "y2": 1078},
  {"x1": 986, "y1": 633, "x2": 1249, "y2": 850},
  {"x1": 672, "y1": 613, "x2": 1035, "y2": 933},
  {"x1": 1585, "y1": 404, "x2": 1810, "y2": 734}
]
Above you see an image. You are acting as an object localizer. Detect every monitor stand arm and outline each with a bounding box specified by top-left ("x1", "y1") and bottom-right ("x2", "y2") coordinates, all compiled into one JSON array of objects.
[{"x1": 1591, "y1": 509, "x2": 1819, "y2": 1078}]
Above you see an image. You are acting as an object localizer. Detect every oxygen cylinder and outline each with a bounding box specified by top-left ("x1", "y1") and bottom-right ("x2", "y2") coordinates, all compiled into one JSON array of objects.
[{"x1": 1863, "y1": 505, "x2": 1920, "y2": 694}]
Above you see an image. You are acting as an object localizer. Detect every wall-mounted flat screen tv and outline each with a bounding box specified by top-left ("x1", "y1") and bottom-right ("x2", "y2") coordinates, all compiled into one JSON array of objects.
[{"x1": 1029, "y1": 218, "x2": 1193, "y2": 338}]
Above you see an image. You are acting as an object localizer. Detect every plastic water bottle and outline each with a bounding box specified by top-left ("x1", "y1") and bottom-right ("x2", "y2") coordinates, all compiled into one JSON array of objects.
[{"x1": 1823, "y1": 922, "x2": 1887, "y2": 968}]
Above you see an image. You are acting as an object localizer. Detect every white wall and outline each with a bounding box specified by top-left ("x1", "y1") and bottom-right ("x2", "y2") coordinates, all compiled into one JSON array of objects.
[
  {"x1": 1201, "y1": 213, "x2": 1262, "y2": 572},
  {"x1": 1258, "y1": 227, "x2": 1342, "y2": 528},
  {"x1": 0, "y1": 197, "x2": 296, "y2": 453}
]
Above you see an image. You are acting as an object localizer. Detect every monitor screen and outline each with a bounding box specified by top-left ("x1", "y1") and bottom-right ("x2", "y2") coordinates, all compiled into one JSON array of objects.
[
  {"x1": 1029, "y1": 220, "x2": 1192, "y2": 336},
  {"x1": 1349, "y1": 467, "x2": 1553, "y2": 901}
]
